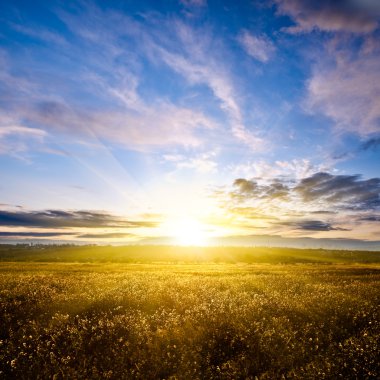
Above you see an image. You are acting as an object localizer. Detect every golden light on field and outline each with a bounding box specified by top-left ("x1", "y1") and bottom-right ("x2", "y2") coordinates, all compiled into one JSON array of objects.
[{"x1": 171, "y1": 218, "x2": 209, "y2": 246}]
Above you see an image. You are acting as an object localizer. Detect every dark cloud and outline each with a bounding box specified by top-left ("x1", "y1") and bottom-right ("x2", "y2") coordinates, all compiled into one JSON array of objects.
[
  {"x1": 231, "y1": 179, "x2": 289, "y2": 201},
  {"x1": 359, "y1": 215, "x2": 380, "y2": 222},
  {"x1": 361, "y1": 137, "x2": 380, "y2": 151},
  {"x1": 229, "y1": 172, "x2": 380, "y2": 214},
  {"x1": 265, "y1": 181, "x2": 289, "y2": 199},
  {"x1": 224, "y1": 172, "x2": 380, "y2": 234},
  {"x1": 229, "y1": 173, "x2": 380, "y2": 211},
  {"x1": 295, "y1": 172, "x2": 380, "y2": 210},
  {"x1": 78, "y1": 232, "x2": 135, "y2": 239},
  {"x1": 311, "y1": 210, "x2": 337, "y2": 215},
  {"x1": 0, "y1": 231, "x2": 76, "y2": 238},
  {"x1": 0, "y1": 209, "x2": 158, "y2": 229},
  {"x1": 280, "y1": 220, "x2": 349, "y2": 231},
  {"x1": 233, "y1": 178, "x2": 258, "y2": 194},
  {"x1": 275, "y1": 0, "x2": 379, "y2": 33}
]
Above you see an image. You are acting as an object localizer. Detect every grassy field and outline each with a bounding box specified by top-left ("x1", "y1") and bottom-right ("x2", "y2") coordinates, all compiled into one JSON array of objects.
[{"x1": 0, "y1": 246, "x2": 379, "y2": 379}]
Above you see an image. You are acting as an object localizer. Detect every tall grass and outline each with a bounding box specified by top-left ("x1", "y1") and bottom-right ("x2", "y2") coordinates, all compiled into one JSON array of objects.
[{"x1": 1, "y1": 259, "x2": 379, "y2": 379}]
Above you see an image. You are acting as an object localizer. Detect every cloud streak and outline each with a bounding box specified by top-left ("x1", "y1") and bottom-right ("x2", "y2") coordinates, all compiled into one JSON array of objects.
[{"x1": 0, "y1": 209, "x2": 158, "y2": 229}]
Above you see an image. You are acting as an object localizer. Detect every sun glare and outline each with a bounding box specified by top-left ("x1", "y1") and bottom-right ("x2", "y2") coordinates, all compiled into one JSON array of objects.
[{"x1": 172, "y1": 218, "x2": 208, "y2": 246}]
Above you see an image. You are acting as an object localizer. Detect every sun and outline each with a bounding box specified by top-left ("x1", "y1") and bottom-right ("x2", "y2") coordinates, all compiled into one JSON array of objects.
[{"x1": 172, "y1": 218, "x2": 208, "y2": 246}]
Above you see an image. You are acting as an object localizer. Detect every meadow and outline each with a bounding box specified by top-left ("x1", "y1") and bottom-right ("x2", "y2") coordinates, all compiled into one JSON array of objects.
[{"x1": 0, "y1": 245, "x2": 379, "y2": 379}]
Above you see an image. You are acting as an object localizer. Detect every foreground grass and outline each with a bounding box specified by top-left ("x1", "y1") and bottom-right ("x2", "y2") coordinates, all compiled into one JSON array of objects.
[{"x1": 1, "y1": 256, "x2": 379, "y2": 379}]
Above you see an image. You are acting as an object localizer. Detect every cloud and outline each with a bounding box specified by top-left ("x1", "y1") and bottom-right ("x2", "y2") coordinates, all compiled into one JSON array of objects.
[
  {"x1": 295, "y1": 172, "x2": 380, "y2": 210},
  {"x1": 163, "y1": 151, "x2": 218, "y2": 173},
  {"x1": 307, "y1": 47, "x2": 380, "y2": 136},
  {"x1": 361, "y1": 136, "x2": 380, "y2": 151},
  {"x1": 275, "y1": 0, "x2": 380, "y2": 33},
  {"x1": 78, "y1": 232, "x2": 135, "y2": 239},
  {"x1": 0, "y1": 231, "x2": 75, "y2": 238},
  {"x1": 237, "y1": 30, "x2": 275, "y2": 62},
  {"x1": 10, "y1": 23, "x2": 67, "y2": 45},
  {"x1": 180, "y1": 0, "x2": 206, "y2": 8},
  {"x1": 1, "y1": 3, "x2": 265, "y2": 152},
  {"x1": 150, "y1": 21, "x2": 263, "y2": 148},
  {"x1": 0, "y1": 123, "x2": 47, "y2": 158},
  {"x1": 231, "y1": 159, "x2": 330, "y2": 180},
  {"x1": 22, "y1": 100, "x2": 214, "y2": 149},
  {"x1": 214, "y1": 171, "x2": 380, "y2": 238},
  {"x1": 358, "y1": 215, "x2": 380, "y2": 222},
  {"x1": 0, "y1": 9, "x2": 217, "y2": 153},
  {"x1": 279, "y1": 220, "x2": 349, "y2": 231},
  {"x1": 233, "y1": 178, "x2": 259, "y2": 195},
  {"x1": 230, "y1": 172, "x2": 380, "y2": 212},
  {"x1": 0, "y1": 209, "x2": 158, "y2": 229},
  {"x1": 231, "y1": 178, "x2": 289, "y2": 201}
]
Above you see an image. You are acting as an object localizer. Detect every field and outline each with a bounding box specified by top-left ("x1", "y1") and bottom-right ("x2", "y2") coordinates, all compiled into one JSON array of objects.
[{"x1": 0, "y1": 246, "x2": 379, "y2": 379}]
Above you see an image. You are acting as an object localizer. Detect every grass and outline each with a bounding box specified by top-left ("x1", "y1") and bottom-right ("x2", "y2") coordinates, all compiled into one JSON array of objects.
[{"x1": 0, "y1": 245, "x2": 379, "y2": 379}]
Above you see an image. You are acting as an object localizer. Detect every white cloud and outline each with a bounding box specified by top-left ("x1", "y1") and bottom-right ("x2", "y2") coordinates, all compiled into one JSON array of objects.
[
  {"x1": 163, "y1": 151, "x2": 218, "y2": 173},
  {"x1": 19, "y1": 100, "x2": 215, "y2": 149},
  {"x1": 231, "y1": 159, "x2": 330, "y2": 180},
  {"x1": 10, "y1": 23, "x2": 67, "y2": 45},
  {"x1": 0, "y1": 122, "x2": 47, "y2": 158},
  {"x1": 152, "y1": 22, "x2": 264, "y2": 149},
  {"x1": 307, "y1": 47, "x2": 380, "y2": 136},
  {"x1": 237, "y1": 30, "x2": 275, "y2": 62}
]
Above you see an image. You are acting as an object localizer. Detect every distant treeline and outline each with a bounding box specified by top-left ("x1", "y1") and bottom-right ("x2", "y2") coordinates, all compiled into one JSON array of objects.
[{"x1": 0, "y1": 244, "x2": 379, "y2": 264}]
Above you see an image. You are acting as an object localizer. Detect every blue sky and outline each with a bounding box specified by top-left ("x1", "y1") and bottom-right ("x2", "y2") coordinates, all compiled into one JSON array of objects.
[{"x1": 0, "y1": 0, "x2": 380, "y2": 247}]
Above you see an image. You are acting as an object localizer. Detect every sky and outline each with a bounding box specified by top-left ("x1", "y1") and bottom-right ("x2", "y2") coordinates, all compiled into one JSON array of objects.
[{"x1": 0, "y1": 0, "x2": 380, "y2": 248}]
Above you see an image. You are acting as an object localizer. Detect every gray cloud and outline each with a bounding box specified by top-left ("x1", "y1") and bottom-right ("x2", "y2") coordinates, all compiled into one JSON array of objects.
[
  {"x1": 232, "y1": 178, "x2": 259, "y2": 196},
  {"x1": 0, "y1": 231, "x2": 76, "y2": 238},
  {"x1": 0, "y1": 209, "x2": 158, "y2": 229},
  {"x1": 230, "y1": 172, "x2": 380, "y2": 210},
  {"x1": 361, "y1": 136, "x2": 380, "y2": 151},
  {"x1": 232, "y1": 178, "x2": 289, "y2": 201},
  {"x1": 359, "y1": 215, "x2": 380, "y2": 222},
  {"x1": 295, "y1": 172, "x2": 380, "y2": 210},
  {"x1": 275, "y1": 0, "x2": 379, "y2": 33},
  {"x1": 223, "y1": 172, "x2": 380, "y2": 235},
  {"x1": 78, "y1": 232, "x2": 135, "y2": 239},
  {"x1": 279, "y1": 220, "x2": 349, "y2": 231}
]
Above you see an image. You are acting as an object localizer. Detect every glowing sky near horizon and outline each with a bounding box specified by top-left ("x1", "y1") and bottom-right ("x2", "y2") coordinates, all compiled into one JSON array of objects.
[{"x1": 0, "y1": 0, "x2": 380, "y2": 246}]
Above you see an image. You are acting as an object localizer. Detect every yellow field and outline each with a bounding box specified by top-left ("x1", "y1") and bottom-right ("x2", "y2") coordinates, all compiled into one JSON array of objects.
[{"x1": 1, "y1": 248, "x2": 379, "y2": 379}]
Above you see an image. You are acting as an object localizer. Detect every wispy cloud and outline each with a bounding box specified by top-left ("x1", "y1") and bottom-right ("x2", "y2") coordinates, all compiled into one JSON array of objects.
[
  {"x1": 0, "y1": 121, "x2": 47, "y2": 159},
  {"x1": 231, "y1": 159, "x2": 330, "y2": 180},
  {"x1": 22, "y1": 99, "x2": 214, "y2": 149},
  {"x1": 0, "y1": 6, "x2": 217, "y2": 153},
  {"x1": 307, "y1": 42, "x2": 380, "y2": 137},
  {"x1": 237, "y1": 30, "x2": 275, "y2": 62},
  {"x1": 148, "y1": 21, "x2": 264, "y2": 148},
  {"x1": 10, "y1": 23, "x2": 67, "y2": 45},
  {"x1": 163, "y1": 151, "x2": 218, "y2": 173}
]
